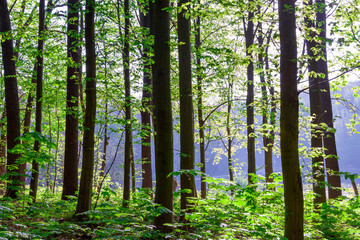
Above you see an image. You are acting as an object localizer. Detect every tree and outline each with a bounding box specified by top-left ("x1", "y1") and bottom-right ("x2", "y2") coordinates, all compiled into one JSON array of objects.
[
  {"x1": 225, "y1": 82, "x2": 235, "y2": 194},
  {"x1": 194, "y1": 0, "x2": 206, "y2": 199},
  {"x1": 29, "y1": 0, "x2": 46, "y2": 202},
  {"x1": 0, "y1": 110, "x2": 6, "y2": 195},
  {"x1": 304, "y1": 0, "x2": 326, "y2": 204},
  {"x1": 265, "y1": 29, "x2": 276, "y2": 186},
  {"x1": 22, "y1": 0, "x2": 54, "y2": 189},
  {"x1": 62, "y1": 0, "x2": 81, "y2": 200},
  {"x1": 75, "y1": 0, "x2": 96, "y2": 215},
  {"x1": 245, "y1": 0, "x2": 256, "y2": 185},
  {"x1": 121, "y1": 0, "x2": 133, "y2": 208},
  {"x1": 152, "y1": 0, "x2": 173, "y2": 231},
  {"x1": 177, "y1": 0, "x2": 197, "y2": 212},
  {"x1": 0, "y1": 0, "x2": 22, "y2": 199},
  {"x1": 278, "y1": 0, "x2": 304, "y2": 238},
  {"x1": 139, "y1": 0, "x2": 153, "y2": 190},
  {"x1": 257, "y1": 12, "x2": 274, "y2": 185},
  {"x1": 317, "y1": 0, "x2": 342, "y2": 199}
]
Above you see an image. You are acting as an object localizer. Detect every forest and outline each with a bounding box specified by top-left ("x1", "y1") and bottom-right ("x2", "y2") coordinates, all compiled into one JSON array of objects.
[{"x1": 0, "y1": 0, "x2": 360, "y2": 239}]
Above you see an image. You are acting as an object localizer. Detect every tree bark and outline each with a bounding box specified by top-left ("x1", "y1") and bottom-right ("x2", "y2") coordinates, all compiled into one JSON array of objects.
[
  {"x1": 62, "y1": 0, "x2": 80, "y2": 200},
  {"x1": 257, "y1": 19, "x2": 273, "y2": 185},
  {"x1": 75, "y1": 0, "x2": 96, "y2": 215},
  {"x1": 195, "y1": 5, "x2": 206, "y2": 199},
  {"x1": 29, "y1": 0, "x2": 46, "y2": 202},
  {"x1": 0, "y1": 0, "x2": 22, "y2": 199},
  {"x1": 316, "y1": 0, "x2": 342, "y2": 199},
  {"x1": 278, "y1": 0, "x2": 304, "y2": 238},
  {"x1": 22, "y1": 67, "x2": 36, "y2": 187},
  {"x1": 0, "y1": 109, "x2": 6, "y2": 195},
  {"x1": 99, "y1": 98, "x2": 108, "y2": 180},
  {"x1": 153, "y1": 0, "x2": 174, "y2": 231},
  {"x1": 265, "y1": 33, "x2": 275, "y2": 186},
  {"x1": 178, "y1": 0, "x2": 197, "y2": 213},
  {"x1": 122, "y1": 0, "x2": 133, "y2": 208},
  {"x1": 22, "y1": 0, "x2": 54, "y2": 189},
  {"x1": 245, "y1": 2, "x2": 256, "y2": 185},
  {"x1": 305, "y1": 0, "x2": 326, "y2": 205},
  {"x1": 226, "y1": 95, "x2": 234, "y2": 196},
  {"x1": 139, "y1": 0, "x2": 153, "y2": 190}
]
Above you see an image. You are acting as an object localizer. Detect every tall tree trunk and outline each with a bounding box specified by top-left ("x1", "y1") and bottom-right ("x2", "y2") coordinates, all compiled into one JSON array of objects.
[
  {"x1": 79, "y1": 7, "x2": 85, "y2": 114},
  {"x1": 53, "y1": 106, "x2": 61, "y2": 193},
  {"x1": 0, "y1": 109, "x2": 6, "y2": 196},
  {"x1": 99, "y1": 96, "x2": 108, "y2": 180},
  {"x1": 278, "y1": 0, "x2": 304, "y2": 238},
  {"x1": 22, "y1": 67, "x2": 36, "y2": 187},
  {"x1": 226, "y1": 96, "x2": 234, "y2": 186},
  {"x1": 153, "y1": 0, "x2": 174, "y2": 231},
  {"x1": 305, "y1": 0, "x2": 326, "y2": 205},
  {"x1": 257, "y1": 20, "x2": 273, "y2": 185},
  {"x1": 226, "y1": 88, "x2": 234, "y2": 184},
  {"x1": 178, "y1": 0, "x2": 197, "y2": 213},
  {"x1": 46, "y1": 107, "x2": 52, "y2": 191},
  {"x1": 139, "y1": 2, "x2": 153, "y2": 189},
  {"x1": 316, "y1": 0, "x2": 342, "y2": 199},
  {"x1": 0, "y1": 0, "x2": 22, "y2": 199},
  {"x1": 121, "y1": 0, "x2": 133, "y2": 208},
  {"x1": 22, "y1": 0, "x2": 54, "y2": 189},
  {"x1": 265, "y1": 33, "x2": 275, "y2": 186},
  {"x1": 29, "y1": 0, "x2": 46, "y2": 202},
  {"x1": 62, "y1": 0, "x2": 80, "y2": 200},
  {"x1": 75, "y1": 0, "x2": 96, "y2": 215},
  {"x1": 245, "y1": 2, "x2": 256, "y2": 185},
  {"x1": 195, "y1": 9, "x2": 206, "y2": 199},
  {"x1": 131, "y1": 146, "x2": 135, "y2": 192},
  {"x1": 98, "y1": 45, "x2": 108, "y2": 187}
]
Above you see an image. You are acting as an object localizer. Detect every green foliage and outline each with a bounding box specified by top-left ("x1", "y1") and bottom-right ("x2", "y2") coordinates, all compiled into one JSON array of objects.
[{"x1": 1, "y1": 177, "x2": 359, "y2": 239}]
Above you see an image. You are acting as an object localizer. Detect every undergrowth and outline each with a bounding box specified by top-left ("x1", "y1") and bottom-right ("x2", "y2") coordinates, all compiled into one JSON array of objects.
[{"x1": 0, "y1": 175, "x2": 360, "y2": 239}]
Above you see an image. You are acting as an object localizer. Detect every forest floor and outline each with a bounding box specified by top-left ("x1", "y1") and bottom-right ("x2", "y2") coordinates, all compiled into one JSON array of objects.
[{"x1": 1, "y1": 177, "x2": 360, "y2": 239}]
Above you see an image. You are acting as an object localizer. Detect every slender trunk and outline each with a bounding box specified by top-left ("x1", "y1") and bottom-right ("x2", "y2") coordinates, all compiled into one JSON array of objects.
[
  {"x1": 257, "y1": 20, "x2": 273, "y2": 185},
  {"x1": 139, "y1": 2, "x2": 153, "y2": 189},
  {"x1": 53, "y1": 109, "x2": 60, "y2": 193},
  {"x1": 1, "y1": 0, "x2": 22, "y2": 199},
  {"x1": 131, "y1": 146, "x2": 135, "y2": 192},
  {"x1": 75, "y1": 0, "x2": 96, "y2": 215},
  {"x1": 226, "y1": 92, "x2": 233, "y2": 182},
  {"x1": 99, "y1": 109, "x2": 108, "y2": 179},
  {"x1": 93, "y1": 126, "x2": 104, "y2": 187},
  {"x1": 153, "y1": 0, "x2": 173, "y2": 231},
  {"x1": 305, "y1": 0, "x2": 326, "y2": 205},
  {"x1": 62, "y1": 0, "x2": 80, "y2": 200},
  {"x1": 121, "y1": 0, "x2": 132, "y2": 208},
  {"x1": 226, "y1": 98, "x2": 234, "y2": 189},
  {"x1": 195, "y1": 6, "x2": 206, "y2": 199},
  {"x1": 316, "y1": 0, "x2": 342, "y2": 199},
  {"x1": 278, "y1": 0, "x2": 304, "y2": 238},
  {"x1": 22, "y1": 0, "x2": 54, "y2": 189},
  {"x1": 22, "y1": 66, "x2": 36, "y2": 187},
  {"x1": 245, "y1": 3, "x2": 256, "y2": 185},
  {"x1": 46, "y1": 107, "x2": 52, "y2": 191},
  {"x1": 178, "y1": 0, "x2": 196, "y2": 213},
  {"x1": 0, "y1": 109, "x2": 6, "y2": 195},
  {"x1": 29, "y1": 0, "x2": 46, "y2": 202},
  {"x1": 95, "y1": 133, "x2": 124, "y2": 208},
  {"x1": 351, "y1": 179, "x2": 358, "y2": 196},
  {"x1": 265, "y1": 35, "x2": 275, "y2": 185},
  {"x1": 79, "y1": 8, "x2": 85, "y2": 114},
  {"x1": 98, "y1": 45, "x2": 108, "y2": 184}
]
